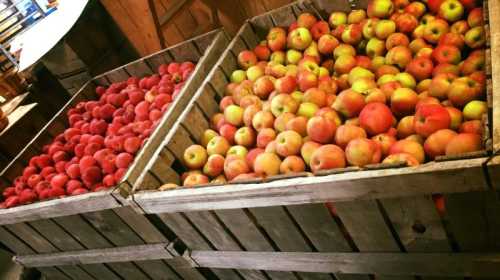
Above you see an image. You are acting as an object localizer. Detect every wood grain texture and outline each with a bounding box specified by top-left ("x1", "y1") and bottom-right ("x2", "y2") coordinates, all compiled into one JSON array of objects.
[
  {"x1": 488, "y1": 0, "x2": 500, "y2": 150},
  {"x1": 0, "y1": 190, "x2": 120, "y2": 226},
  {"x1": 100, "y1": 0, "x2": 162, "y2": 56},
  {"x1": 381, "y1": 196, "x2": 461, "y2": 280},
  {"x1": 381, "y1": 196, "x2": 451, "y2": 252},
  {"x1": 249, "y1": 206, "x2": 333, "y2": 280},
  {"x1": 287, "y1": 204, "x2": 370, "y2": 280},
  {"x1": 157, "y1": 212, "x2": 241, "y2": 279},
  {"x1": 445, "y1": 192, "x2": 500, "y2": 252},
  {"x1": 335, "y1": 200, "x2": 413, "y2": 280},
  {"x1": 15, "y1": 243, "x2": 172, "y2": 267},
  {"x1": 134, "y1": 158, "x2": 488, "y2": 214},
  {"x1": 28, "y1": 219, "x2": 120, "y2": 279},
  {"x1": 54, "y1": 215, "x2": 150, "y2": 280},
  {"x1": 215, "y1": 208, "x2": 298, "y2": 280},
  {"x1": 189, "y1": 251, "x2": 500, "y2": 277},
  {"x1": 185, "y1": 211, "x2": 269, "y2": 280}
]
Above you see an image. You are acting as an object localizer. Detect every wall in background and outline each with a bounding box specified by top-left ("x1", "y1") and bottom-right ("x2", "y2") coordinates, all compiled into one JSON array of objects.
[{"x1": 100, "y1": 0, "x2": 295, "y2": 57}]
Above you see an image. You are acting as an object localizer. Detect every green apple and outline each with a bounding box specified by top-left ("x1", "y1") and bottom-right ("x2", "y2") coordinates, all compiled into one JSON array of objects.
[
  {"x1": 287, "y1": 27, "x2": 313, "y2": 50},
  {"x1": 291, "y1": 91, "x2": 304, "y2": 103},
  {"x1": 246, "y1": 65, "x2": 264, "y2": 82},
  {"x1": 231, "y1": 70, "x2": 247, "y2": 83},
  {"x1": 348, "y1": 66, "x2": 375, "y2": 84},
  {"x1": 372, "y1": 0, "x2": 394, "y2": 18},
  {"x1": 439, "y1": 0, "x2": 464, "y2": 22},
  {"x1": 372, "y1": 56, "x2": 386, "y2": 70},
  {"x1": 377, "y1": 74, "x2": 396, "y2": 86},
  {"x1": 395, "y1": 72, "x2": 416, "y2": 89},
  {"x1": 375, "y1": 19, "x2": 396, "y2": 39},
  {"x1": 318, "y1": 67, "x2": 330, "y2": 78},
  {"x1": 463, "y1": 100, "x2": 487, "y2": 120},
  {"x1": 270, "y1": 51, "x2": 286, "y2": 64},
  {"x1": 297, "y1": 102, "x2": 319, "y2": 118},
  {"x1": 286, "y1": 49, "x2": 302, "y2": 65},
  {"x1": 227, "y1": 145, "x2": 248, "y2": 159},
  {"x1": 366, "y1": 37, "x2": 385, "y2": 58},
  {"x1": 362, "y1": 19, "x2": 378, "y2": 39},
  {"x1": 329, "y1": 12, "x2": 347, "y2": 28}
]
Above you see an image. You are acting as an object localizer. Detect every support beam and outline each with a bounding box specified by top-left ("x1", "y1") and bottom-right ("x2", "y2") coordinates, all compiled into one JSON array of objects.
[
  {"x1": 15, "y1": 243, "x2": 172, "y2": 268},
  {"x1": 189, "y1": 251, "x2": 500, "y2": 278}
]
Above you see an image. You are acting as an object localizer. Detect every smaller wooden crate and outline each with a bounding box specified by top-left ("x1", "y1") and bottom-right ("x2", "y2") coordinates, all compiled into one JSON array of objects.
[
  {"x1": 0, "y1": 29, "x2": 228, "y2": 280},
  {"x1": 130, "y1": 1, "x2": 500, "y2": 279}
]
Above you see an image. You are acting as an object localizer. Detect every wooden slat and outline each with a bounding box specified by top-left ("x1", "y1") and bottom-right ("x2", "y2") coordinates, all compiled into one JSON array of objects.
[
  {"x1": 0, "y1": 226, "x2": 35, "y2": 255},
  {"x1": 218, "y1": 49, "x2": 238, "y2": 78},
  {"x1": 148, "y1": 149, "x2": 180, "y2": 187},
  {"x1": 15, "y1": 243, "x2": 172, "y2": 267},
  {"x1": 190, "y1": 251, "x2": 500, "y2": 277},
  {"x1": 249, "y1": 206, "x2": 333, "y2": 280},
  {"x1": 53, "y1": 215, "x2": 147, "y2": 280},
  {"x1": 134, "y1": 158, "x2": 488, "y2": 214},
  {"x1": 185, "y1": 211, "x2": 269, "y2": 280},
  {"x1": 269, "y1": 5, "x2": 296, "y2": 27},
  {"x1": 231, "y1": 35, "x2": 249, "y2": 55},
  {"x1": 381, "y1": 196, "x2": 460, "y2": 280},
  {"x1": 4, "y1": 223, "x2": 95, "y2": 279},
  {"x1": 52, "y1": 265, "x2": 94, "y2": 280},
  {"x1": 31, "y1": 214, "x2": 173, "y2": 279},
  {"x1": 215, "y1": 209, "x2": 299, "y2": 280},
  {"x1": 83, "y1": 210, "x2": 144, "y2": 247},
  {"x1": 4, "y1": 223, "x2": 58, "y2": 254},
  {"x1": 112, "y1": 207, "x2": 169, "y2": 244},
  {"x1": 0, "y1": 190, "x2": 120, "y2": 226},
  {"x1": 82, "y1": 209, "x2": 179, "y2": 279},
  {"x1": 28, "y1": 219, "x2": 119, "y2": 279},
  {"x1": 157, "y1": 212, "x2": 241, "y2": 279},
  {"x1": 488, "y1": 0, "x2": 500, "y2": 150},
  {"x1": 169, "y1": 41, "x2": 201, "y2": 63},
  {"x1": 164, "y1": 256, "x2": 205, "y2": 280},
  {"x1": 135, "y1": 259, "x2": 183, "y2": 280},
  {"x1": 239, "y1": 23, "x2": 260, "y2": 49},
  {"x1": 445, "y1": 192, "x2": 500, "y2": 252},
  {"x1": 100, "y1": 0, "x2": 162, "y2": 56},
  {"x1": 182, "y1": 104, "x2": 210, "y2": 142},
  {"x1": 124, "y1": 59, "x2": 154, "y2": 78},
  {"x1": 103, "y1": 67, "x2": 130, "y2": 83},
  {"x1": 335, "y1": 201, "x2": 413, "y2": 280},
  {"x1": 193, "y1": 29, "x2": 220, "y2": 51},
  {"x1": 208, "y1": 67, "x2": 229, "y2": 97},
  {"x1": 313, "y1": 0, "x2": 351, "y2": 13},
  {"x1": 166, "y1": 125, "x2": 195, "y2": 162},
  {"x1": 287, "y1": 204, "x2": 370, "y2": 280},
  {"x1": 37, "y1": 267, "x2": 71, "y2": 280},
  {"x1": 381, "y1": 196, "x2": 451, "y2": 252},
  {"x1": 195, "y1": 84, "x2": 220, "y2": 118}
]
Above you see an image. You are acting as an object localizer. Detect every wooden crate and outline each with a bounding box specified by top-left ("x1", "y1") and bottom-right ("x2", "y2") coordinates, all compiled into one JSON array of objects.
[
  {"x1": 0, "y1": 29, "x2": 229, "y2": 280},
  {"x1": 130, "y1": 1, "x2": 500, "y2": 279}
]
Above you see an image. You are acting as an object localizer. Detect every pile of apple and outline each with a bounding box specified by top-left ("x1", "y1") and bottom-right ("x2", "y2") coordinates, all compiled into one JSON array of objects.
[
  {"x1": 0, "y1": 62, "x2": 196, "y2": 208},
  {"x1": 172, "y1": 0, "x2": 487, "y2": 187}
]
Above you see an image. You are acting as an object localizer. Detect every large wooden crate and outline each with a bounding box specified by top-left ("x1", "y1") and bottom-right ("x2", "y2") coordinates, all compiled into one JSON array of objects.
[
  {"x1": 130, "y1": 1, "x2": 500, "y2": 279},
  {"x1": 0, "y1": 29, "x2": 229, "y2": 280}
]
